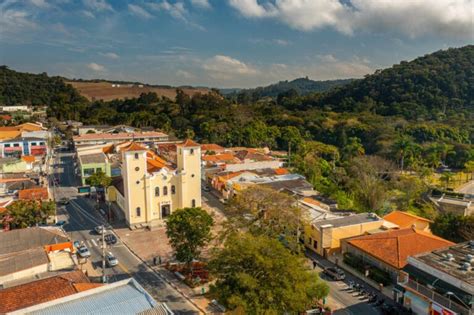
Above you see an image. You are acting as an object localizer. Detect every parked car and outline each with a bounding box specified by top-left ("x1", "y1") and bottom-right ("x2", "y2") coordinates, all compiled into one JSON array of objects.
[
  {"x1": 104, "y1": 234, "x2": 117, "y2": 245},
  {"x1": 77, "y1": 245, "x2": 91, "y2": 258},
  {"x1": 59, "y1": 197, "x2": 69, "y2": 205},
  {"x1": 203, "y1": 186, "x2": 210, "y2": 192},
  {"x1": 106, "y1": 252, "x2": 119, "y2": 267},
  {"x1": 94, "y1": 225, "x2": 106, "y2": 235},
  {"x1": 55, "y1": 220, "x2": 66, "y2": 227},
  {"x1": 323, "y1": 267, "x2": 346, "y2": 280}
]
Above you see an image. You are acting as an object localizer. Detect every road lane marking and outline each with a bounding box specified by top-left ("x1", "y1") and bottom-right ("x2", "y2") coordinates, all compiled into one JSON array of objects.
[
  {"x1": 91, "y1": 239, "x2": 98, "y2": 246},
  {"x1": 118, "y1": 262, "x2": 130, "y2": 275}
]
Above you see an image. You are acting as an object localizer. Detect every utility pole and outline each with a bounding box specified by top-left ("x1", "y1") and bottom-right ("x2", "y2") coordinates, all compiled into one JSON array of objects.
[{"x1": 102, "y1": 225, "x2": 106, "y2": 283}]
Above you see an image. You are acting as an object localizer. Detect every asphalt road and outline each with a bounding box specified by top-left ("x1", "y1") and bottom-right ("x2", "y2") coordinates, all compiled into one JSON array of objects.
[{"x1": 51, "y1": 151, "x2": 200, "y2": 314}]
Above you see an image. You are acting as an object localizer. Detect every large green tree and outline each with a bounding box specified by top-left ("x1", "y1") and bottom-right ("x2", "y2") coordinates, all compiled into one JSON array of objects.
[
  {"x1": 85, "y1": 170, "x2": 112, "y2": 188},
  {"x1": 166, "y1": 207, "x2": 214, "y2": 267},
  {"x1": 2, "y1": 200, "x2": 56, "y2": 229},
  {"x1": 209, "y1": 233, "x2": 329, "y2": 314}
]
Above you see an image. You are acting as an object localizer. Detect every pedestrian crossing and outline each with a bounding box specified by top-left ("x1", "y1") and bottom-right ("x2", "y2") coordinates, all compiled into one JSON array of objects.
[{"x1": 80, "y1": 238, "x2": 121, "y2": 249}]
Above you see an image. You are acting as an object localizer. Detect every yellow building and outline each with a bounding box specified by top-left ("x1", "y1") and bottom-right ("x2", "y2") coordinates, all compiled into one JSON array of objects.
[
  {"x1": 304, "y1": 213, "x2": 388, "y2": 257},
  {"x1": 107, "y1": 140, "x2": 201, "y2": 228}
]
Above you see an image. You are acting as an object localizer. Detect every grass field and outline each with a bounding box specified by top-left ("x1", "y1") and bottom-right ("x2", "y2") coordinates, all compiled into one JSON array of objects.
[{"x1": 67, "y1": 81, "x2": 209, "y2": 101}]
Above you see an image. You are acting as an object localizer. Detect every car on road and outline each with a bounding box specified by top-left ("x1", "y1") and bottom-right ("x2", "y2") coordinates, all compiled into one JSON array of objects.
[
  {"x1": 203, "y1": 186, "x2": 210, "y2": 192},
  {"x1": 94, "y1": 225, "x2": 106, "y2": 235},
  {"x1": 59, "y1": 197, "x2": 69, "y2": 205},
  {"x1": 323, "y1": 267, "x2": 346, "y2": 280},
  {"x1": 55, "y1": 220, "x2": 66, "y2": 227},
  {"x1": 106, "y1": 252, "x2": 119, "y2": 267},
  {"x1": 104, "y1": 234, "x2": 118, "y2": 245},
  {"x1": 76, "y1": 245, "x2": 91, "y2": 258}
]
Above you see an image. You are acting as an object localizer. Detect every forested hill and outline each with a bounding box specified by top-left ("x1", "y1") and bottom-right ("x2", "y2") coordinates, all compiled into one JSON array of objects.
[
  {"x1": 0, "y1": 66, "x2": 86, "y2": 106},
  {"x1": 224, "y1": 77, "x2": 352, "y2": 100},
  {"x1": 311, "y1": 45, "x2": 473, "y2": 118}
]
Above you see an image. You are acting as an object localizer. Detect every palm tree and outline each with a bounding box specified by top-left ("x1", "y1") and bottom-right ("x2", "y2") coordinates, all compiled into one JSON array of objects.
[
  {"x1": 465, "y1": 161, "x2": 474, "y2": 181},
  {"x1": 392, "y1": 136, "x2": 414, "y2": 171},
  {"x1": 440, "y1": 172, "x2": 455, "y2": 190}
]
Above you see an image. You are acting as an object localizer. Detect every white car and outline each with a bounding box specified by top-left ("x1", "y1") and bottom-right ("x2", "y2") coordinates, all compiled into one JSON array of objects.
[
  {"x1": 94, "y1": 225, "x2": 106, "y2": 235},
  {"x1": 77, "y1": 245, "x2": 91, "y2": 258},
  {"x1": 106, "y1": 252, "x2": 118, "y2": 267}
]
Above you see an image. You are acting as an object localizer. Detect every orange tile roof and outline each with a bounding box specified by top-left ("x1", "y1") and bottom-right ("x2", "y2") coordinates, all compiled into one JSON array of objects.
[
  {"x1": 383, "y1": 211, "x2": 433, "y2": 229},
  {"x1": 0, "y1": 270, "x2": 95, "y2": 313},
  {"x1": 178, "y1": 139, "x2": 200, "y2": 147},
  {"x1": 18, "y1": 187, "x2": 49, "y2": 200},
  {"x1": 302, "y1": 197, "x2": 325, "y2": 208},
  {"x1": 121, "y1": 142, "x2": 147, "y2": 152},
  {"x1": 201, "y1": 143, "x2": 224, "y2": 152},
  {"x1": 73, "y1": 282, "x2": 104, "y2": 292},
  {"x1": 202, "y1": 153, "x2": 236, "y2": 163},
  {"x1": 21, "y1": 155, "x2": 36, "y2": 163},
  {"x1": 274, "y1": 168, "x2": 289, "y2": 175},
  {"x1": 347, "y1": 228, "x2": 454, "y2": 269}
]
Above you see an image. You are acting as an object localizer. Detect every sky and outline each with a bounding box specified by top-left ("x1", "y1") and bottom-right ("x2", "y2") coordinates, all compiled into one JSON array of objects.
[{"x1": 0, "y1": 0, "x2": 472, "y2": 88}]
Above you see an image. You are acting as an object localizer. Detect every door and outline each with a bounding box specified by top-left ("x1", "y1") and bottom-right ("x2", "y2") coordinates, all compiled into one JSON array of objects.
[{"x1": 161, "y1": 205, "x2": 171, "y2": 218}]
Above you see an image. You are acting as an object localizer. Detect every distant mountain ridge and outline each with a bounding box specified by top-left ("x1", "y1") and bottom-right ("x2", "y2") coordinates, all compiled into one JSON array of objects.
[{"x1": 221, "y1": 77, "x2": 353, "y2": 99}]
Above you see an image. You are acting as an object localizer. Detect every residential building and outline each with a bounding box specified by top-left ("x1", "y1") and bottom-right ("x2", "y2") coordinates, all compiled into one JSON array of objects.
[
  {"x1": 0, "y1": 137, "x2": 48, "y2": 158},
  {"x1": 18, "y1": 187, "x2": 49, "y2": 200},
  {"x1": 304, "y1": 212, "x2": 387, "y2": 257},
  {"x1": 0, "y1": 156, "x2": 37, "y2": 173},
  {"x1": 11, "y1": 278, "x2": 171, "y2": 315},
  {"x1": 77, "y1": 152, "x2": 111, "y2": 185},
  {"x1": 72, "y1": 131, "x2": 171, "y2": 146},
  {"x1": 0, "y1": 123, "x2": 45, "y2": 140},
  {"x1": 0, "y1": 270, "x2": 98, "y2": 313},
  {"x1": 0, "y1": 105, "x2": 31, "y2": 112},
  {"x1": 383, "y1": 210, "x2": 433, "y2": 232},
  {"x1": 0, "y1": 176, "x2": 38, "y2": 195},
  {"x1": 397, "y1": 242, "x2": 474, "y2": 315},
  {"x1": 341, "y1": 228, "x2": 454, "y2": 282},
  {"x1": 430, "y1": 194, "x2": 474, "y2": 216},
  {"x1": 201, "y1": 143, "x2": 226, "y2": 154},
  {"x1": 107, "y1": 140, "x2": 201, "y2": 228},
  {"x1": 0, "y1": 227, "x2": 75, "y2": 285}
]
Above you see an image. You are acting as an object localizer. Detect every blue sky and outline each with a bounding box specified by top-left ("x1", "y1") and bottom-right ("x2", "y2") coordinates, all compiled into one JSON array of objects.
[{"x1": 0, "y1": 0, "x2": 472, "y2": 88}]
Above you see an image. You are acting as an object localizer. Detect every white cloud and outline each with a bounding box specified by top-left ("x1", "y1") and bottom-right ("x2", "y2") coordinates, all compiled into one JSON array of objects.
[
  {"x1": 228, "y1": 0, "x2": 473, "y2": 39},
  {"x1": 87, "y1": 62, "x2": 106, "y2": 71},
  {"x1": 0, "y1": 8, "x2": 37, "y2": 35},
  {"x1": 30, "y1": 0, "x2": 50, "y2": 8},
  {"x1": 317, "y1": 54, "x2": 338, "y2": 63},
  {"x1": 203, "y1": 55, "x2": 258, "y2": 80},
  {"x1": 128, "y1": 4, "x2": 153, "y2": 19},
  {"x1": 81, "y1": 10, "x2": 95, "y2": 18},
  {"x1": 177, "y1": 69, "x2": 195, "y2": 79},
  {"x1": 273, "y1": 39, "x2": 290, "y2": 46},
  {"x1": 100, "y1": 52, "x2": 119, "y2": 59},
  {"x1": 190, "y1": 0, "x2": 211, "y2": 9},
  {"x1": 148, "y1": 1, "x2": 188, "y2": 22},
  {"x1": 83, "y1": 0, "x2": 113, "y2": 12}
]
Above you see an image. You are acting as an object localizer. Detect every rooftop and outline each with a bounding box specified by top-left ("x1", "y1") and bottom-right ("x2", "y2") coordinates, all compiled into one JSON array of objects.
[
  {"x1": 261, "y1": 177, "x2": 313, "y2": 193},
  {"x1": 177, "y1": 139, "x2": 200, "y2": 147},
  {"x1": 0, "y1": 247, "x2": 49, "y2": 277},
  {"x1": 201, "y1": 143, "x2": 225, "y2": 152},
  {"x1": 0, "y1": 270, "x2": 94, "y2": 313},
  {"x1": 312, "y1": 212, "x2": 382, "y2": 229},
  {"x1": 410, "y1": 241, "x2": 474, "y2": 287},
  {"x1": 0, "y1": 227, "x2": 69, "y2": 255},
  {"x1": 78, "y1": 152, "x2": 108, "y2": 164},
  {"x1": 14, "y1": 278, "x2": 167, "y2": 315},
  {"x1": 383, "y1": 210, "x2": 432, "y2": 229},
  {"x1": 347, "y1": 228, "x2": 454, "y2": 269},
  {"x1": 73, "y1": 131, "x2": 168, "y2": 142},
  {"x1": 18, "y1": 187, "x2": 49, "y2": 200}
]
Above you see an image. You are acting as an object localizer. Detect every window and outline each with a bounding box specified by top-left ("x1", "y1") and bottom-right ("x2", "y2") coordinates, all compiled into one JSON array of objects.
[
  {"x1": 191, "y1": 174, "x2": 195, "y2": 178},
  {"x1": 136, "y1": 207, "x2": 141, "y2": 217},
  {"x1": 155, "y1": 187, "x2": 160, "y2": 196},
  {"x1": 4, "y1": 144, "x2": 10, "y2": 148},
  {"x1": 190, "y1": 149, "x2": 194, "y2": 155},
  {"x1": 13, "y1": 143, "x2": 20, "y2": 147},
  {"x1": 163, "y1": 186, "x2": 168, "y2": 196},
  {"x1": 313, "y1": 240, "x2": 318, "y2": 249},
  {"x1": 136, "y1": 180, "x2": 140, "y2": 185},
  {"x1": 31, "y1": 142, "x2": 37, "y2": 146},
  {"x1": 135, "y1": 167, "x2": 140, "y2": 171},
  {"x1": 134, "y1": 153, "x2": 139, "y2": 159},
  {"x1": 39, "y1": 142, "x2": 45, "y2": 145},
  {"x1": 171, "y1": 185, "x2": 176, "y2": 194},
  {"x1": 192, "y1": 199, "x2": 196, "y2": 207},
  {"x1": 96, "y1": 168, "x2": 102, "y2": 173},
  {"x1": 309, "y1": 237, "x2": 312, "y2": 245},
  {"x1": 84, "y1": 168, "x2": 95, "y2": 176}
]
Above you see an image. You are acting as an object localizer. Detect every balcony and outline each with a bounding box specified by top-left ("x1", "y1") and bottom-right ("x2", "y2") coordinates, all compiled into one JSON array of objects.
[{"x1": 400, "y1": 277, "x2": 472, "y2": 315}]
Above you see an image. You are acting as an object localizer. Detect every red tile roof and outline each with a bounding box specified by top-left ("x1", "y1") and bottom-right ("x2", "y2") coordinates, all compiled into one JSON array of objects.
[
  {"x1": 177, "y1": 139, "x2": 200, "y2": 147},
  {"x1": 347, "y1": 228, "x2": 454, "y2": 269},
  {"x1": 121, "y1": 142, "x2": 147, "y2": 152},
  {"x1": 202, "y1": 153, "x2": 236, "y2": 163},
  {"x1": 21, "y1": 155, "x2": 36, "y2": 163},
  {"x1": 18, "y1": 187, "x2": 49, "y2": 200},
  {"x1": 383, "y1": 210, "x2": 432, "y2": 229},
  {"x1": 274, "y1": 168, "x2": 289, "y2": 175},
  {"x1": 0, "y1": 270, "x2": 98, "y2": 313},
  {"x1": 201, "y1": 143, "x2": 224, "y2": 152}
]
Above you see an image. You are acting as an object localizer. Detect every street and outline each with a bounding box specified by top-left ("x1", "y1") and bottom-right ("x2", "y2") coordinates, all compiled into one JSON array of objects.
[{"x1": 51, "y1": 151, "x2": 200, "y2": 314}]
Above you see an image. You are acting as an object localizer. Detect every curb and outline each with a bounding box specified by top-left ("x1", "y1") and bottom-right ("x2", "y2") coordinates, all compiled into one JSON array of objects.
[{"x1": 112, "y1": 230, "x2": 208, "y2": 315}]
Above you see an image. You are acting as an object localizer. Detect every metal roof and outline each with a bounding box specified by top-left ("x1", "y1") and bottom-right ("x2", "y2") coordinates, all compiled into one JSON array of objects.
[
  {"x1": 17, "y1": 278, "x2": 170, "y2": 315},
  {"x1": 78, "y1": 152, "x2": 107, "y2": 165}
]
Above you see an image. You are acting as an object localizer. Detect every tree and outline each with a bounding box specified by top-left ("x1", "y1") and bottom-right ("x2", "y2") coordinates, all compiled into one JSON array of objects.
[
  {"x1": 392, "y1": 136, "x2": 414, "y2": 171},
  {"x1": 431, "y1": 213, "x2": 474, "y2": 243},
  {"x1": 3, "y1": 200, "x2": 56, "y2": 229},
  {"x1": 343, "y1": 137, "x2": 365, "y2": 160},
  {"x1": 465, "y1": 161, "x2": 474, "y2": 181},
  {"x1": 166, "y1": 207, "x2": 214, "y2": 270},
  {"x1": 209, "y1": 233, "x2": 329, "y2": 314},
  {"x1": 225, "y1": 186, "x2": 306, "y2": 252},
  {"x1": 85, "y1": 170, "x2": 112, "y2": 188},
  {"x1": 440, "y1": 171, "x2": 454, "y2": 189}
]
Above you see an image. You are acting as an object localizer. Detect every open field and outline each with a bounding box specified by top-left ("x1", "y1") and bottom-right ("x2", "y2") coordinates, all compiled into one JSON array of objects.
[{"x1": 67, "y1": 81, "x2": 209, "y2": 101}]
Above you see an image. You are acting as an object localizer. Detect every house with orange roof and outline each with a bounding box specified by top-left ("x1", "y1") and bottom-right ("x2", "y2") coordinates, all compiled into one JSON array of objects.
[
  {"x1": 18, "y1": 187, "x2": 49, "y2": 200},
  {"x1": 341, "y1": 228, "x2": 454, "y2": 282},
  {"x1": 73, "y1": 131, "x2": 170, "y2": 146},
  {"x1": 201, "y1": 143, "x2": 225, "y2": 154},
  {"x1": 106, "y1": 140, "x2": 202, "y2": 229},
  {"x1": 383, "y1": 210, "x2": 433, "y2": 232}
]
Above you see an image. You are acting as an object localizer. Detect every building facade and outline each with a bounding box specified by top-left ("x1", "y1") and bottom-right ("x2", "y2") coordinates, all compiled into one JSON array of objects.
[{"x1": 107, "y1": 140, "x2": 201, "y2": 228}]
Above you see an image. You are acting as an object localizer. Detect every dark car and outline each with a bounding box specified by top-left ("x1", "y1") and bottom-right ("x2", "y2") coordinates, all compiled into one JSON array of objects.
[
  {"x1": 323, "y1": 267, "x2": 346, "y2": 280},
  {"x1": 104, "y1": 234, "x2": 118, "y2": 245}
]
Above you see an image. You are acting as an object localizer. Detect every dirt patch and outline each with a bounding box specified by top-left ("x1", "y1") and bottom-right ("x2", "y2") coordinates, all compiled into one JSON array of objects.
[{"x1": 67, "y1": 81, "x2": 209, "y2": 102}]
